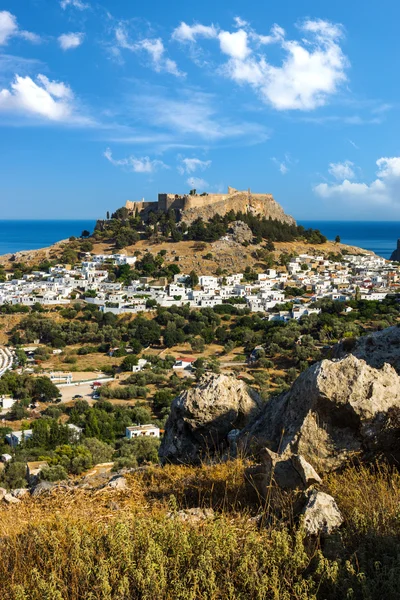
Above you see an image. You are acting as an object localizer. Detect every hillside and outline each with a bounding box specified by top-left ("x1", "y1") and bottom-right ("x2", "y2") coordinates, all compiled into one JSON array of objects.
[
  {"x1": 0, "y1": 235, "x2": 372, "y2": 276},
  {"x1": 0, "y1": 459, "x2": 399, "y2": 599}
]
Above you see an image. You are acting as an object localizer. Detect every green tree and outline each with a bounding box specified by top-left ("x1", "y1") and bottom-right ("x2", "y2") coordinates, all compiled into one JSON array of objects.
[
  {"x1": 121, "y1": 354, "x2": 139, "y2": 371},
  {"x1": 83, "y1": 438, "x2": 114, "y2": 465},
  {"x1": 188, "y1": 270, "x2": 199, "y2": 288},
  {"x1": 81, "y1": 230, "x2": 91, "y2": 238},
  {"x1": 335, "y1": 235, "x2": 341, "y2": 243},
  {"x1": 33, "y1": 377, "x2": 60, "y2": 403}
]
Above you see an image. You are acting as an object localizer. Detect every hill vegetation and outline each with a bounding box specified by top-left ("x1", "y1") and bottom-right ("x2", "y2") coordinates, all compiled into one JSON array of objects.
[{"x1": 0, "y1": 459, "x2": 400, "y2": 599}]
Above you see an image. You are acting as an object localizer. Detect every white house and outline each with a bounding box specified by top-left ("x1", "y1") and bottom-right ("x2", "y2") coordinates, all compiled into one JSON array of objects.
[
  {"x1": 5, "y1": 430, "x2": 33, "y2": 447},
  {"x1": 173, "y1": 357, "x2": 196, "y2": 370},
  {"x1": 125, "y1": 424, "x2": 160, "y2": 439},
  {"x1": 0, "y1": 396, "x2": 17, "y2": 410}
]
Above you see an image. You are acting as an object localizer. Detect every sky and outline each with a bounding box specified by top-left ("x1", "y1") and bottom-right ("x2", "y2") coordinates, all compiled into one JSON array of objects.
[{"x1": 1, "y1": 0, "x2": 400, "y2": 220}]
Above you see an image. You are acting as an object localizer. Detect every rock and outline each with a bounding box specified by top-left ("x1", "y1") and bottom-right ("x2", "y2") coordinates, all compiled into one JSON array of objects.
[
  {"x1": 291, "y1": 455, "x2": 322, "y2": 488},
  {"x1": 11, "y1": 488, "x2": 29, "y2": 498},
  {"x1": 167, "y1": 507, "x2": 215, "y2": 524},
  {"x1": 106, "y1": 476, "x2": 127, "y2": 490},
  {"x1": 240, "y1": 355, "x2": 400, "y2": 473},
  {"x1": 334, "y1": 325, "x2": 400, "y2": 375},
  {"x1": 227, "y1": 429, "x2": 240, "y2": 455},
  {"x1": 159, "y1": 373, "x2": 261, "y2": 465},
  {"x1": 390, "y1": 239, "x2": 400, "y2": 262},
  {"x1": 0, "y1": 488, "x2": 7, "y2": 500},
  {"x1": 30, "y1": 481, "x2": 54, "y2": 497},
  {"x1": 4, "y1": 493, "x2": 20, "y2": 504},
  {"x1": 302, "y1": 490, "x2": 343, "y2": 536},
  {"x1": 228, "y1": 221, "x2": 254, "y2": 244},
  {"x1": 245, "y1": 449, "x2": 320, "y2": 497}
]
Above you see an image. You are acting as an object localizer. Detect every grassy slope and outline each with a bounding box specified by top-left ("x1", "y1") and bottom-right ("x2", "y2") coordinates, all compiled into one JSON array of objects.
[{"x1": 1, "y1": 460, "x2": 400, "y2": 599}]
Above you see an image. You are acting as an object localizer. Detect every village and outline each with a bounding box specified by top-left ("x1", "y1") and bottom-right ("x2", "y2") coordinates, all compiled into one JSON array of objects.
[{"x1": 0, "y1": 250, "x2": 397, "y2": 321}]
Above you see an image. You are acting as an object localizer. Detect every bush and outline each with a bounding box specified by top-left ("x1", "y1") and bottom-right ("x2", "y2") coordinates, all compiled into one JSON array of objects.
[
  {"x1": 40, "y1": 465, "x2": 68, "y2": 482},
  {"x1": 83, "y1": 438, "x2": 115, "y2": 465}
]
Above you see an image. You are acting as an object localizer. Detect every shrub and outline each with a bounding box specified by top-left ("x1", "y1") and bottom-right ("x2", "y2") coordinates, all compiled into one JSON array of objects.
[{"x1": 40, "y1": 465, "x2": 68, "y2": 482}]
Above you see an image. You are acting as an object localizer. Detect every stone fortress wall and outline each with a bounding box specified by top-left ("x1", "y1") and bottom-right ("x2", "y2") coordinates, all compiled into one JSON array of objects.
[{"x1": 125, "y1": 187, "x2": 296, "y2": 226}]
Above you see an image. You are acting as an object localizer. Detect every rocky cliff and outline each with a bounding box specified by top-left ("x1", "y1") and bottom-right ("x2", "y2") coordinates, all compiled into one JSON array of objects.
[
  {"x1": 180, "y1": 189, "x2": 296, "y2": 226},
  {"x1": 390, "y1": 239, "x2": 400, "y2": 261}
]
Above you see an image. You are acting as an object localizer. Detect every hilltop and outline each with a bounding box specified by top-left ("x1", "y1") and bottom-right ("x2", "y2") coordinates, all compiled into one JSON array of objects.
[{"x1": 125, "y1": 185, "x2": 296, "y2": 226}]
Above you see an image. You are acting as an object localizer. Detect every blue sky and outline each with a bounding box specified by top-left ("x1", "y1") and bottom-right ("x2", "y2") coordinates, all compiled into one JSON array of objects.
[{"x1": 1, "y1": 0, "x2": 400, "y2": 220}]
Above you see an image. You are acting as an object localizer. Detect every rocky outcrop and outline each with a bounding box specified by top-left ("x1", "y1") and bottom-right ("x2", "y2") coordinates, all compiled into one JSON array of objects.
[
  {"x1": 181, "y1": 190, "x2": 296, "y2": 226},
  {"x1": 390, "y1": 239, "x2": 400, "y2": 261},
  {"x1": 159, "y1": 373, "x2": 262, "y2": 465},
  {"x1": 240, "y1": 355, "x2": 400, "y2": 473},
  {"x1": 228, "y1": 221, "x2": 254, "y2": 244},
  {"x1": 302, "y1": 490, "x2": 343, "y2": 536},
  {"x1": 334, "y1": 325, "x2": 400, "y2": 375}
]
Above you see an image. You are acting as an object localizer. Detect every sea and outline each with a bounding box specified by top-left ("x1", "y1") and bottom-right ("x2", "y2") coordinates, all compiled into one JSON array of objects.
[
  {"x1": 0, "y1": 220, "x2": 97, "y2": 256},
  {"x1": 0, "y1": 219, "x2": 398, "y2": 260},
  {"x1": 298, "y1": 221, "x2": 400, "y2": 260}
]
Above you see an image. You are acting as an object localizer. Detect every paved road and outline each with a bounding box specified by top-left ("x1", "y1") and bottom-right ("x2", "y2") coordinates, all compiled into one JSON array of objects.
[
  {"x1": 58, "y1": 382, "x2": 97, "y2": 404},
  {"x1": 0, "y1": 347, "x2": 13, "y2": 377}
]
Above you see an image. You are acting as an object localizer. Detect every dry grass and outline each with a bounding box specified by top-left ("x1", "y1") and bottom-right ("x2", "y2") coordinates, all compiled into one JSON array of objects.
[{"x1": 0, "y1": 460, "x2": 400, "y2": 598}]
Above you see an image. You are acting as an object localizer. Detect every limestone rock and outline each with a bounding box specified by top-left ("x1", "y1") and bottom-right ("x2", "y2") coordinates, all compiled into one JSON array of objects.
[
  {"x1": 334, "y1": 325, "x2": 400, "y2": 375},
  {"x1": 181, "y1": 191, "x2": 296, "y2": 227},
  {"x1": 4, "y1": 493, "x2": 20, "y2": 504},
  {"x1": 240, "y1": 355, "x2": 400, "y2": 473},
  {"x1": 291, "y1": 455, "x2": 322, "y2": 488},
  {"x1": 106, "y1": 475, "x2": 127, "y2": 490},
  {"x1": 159, "y1": 373, "x2": 261, "y2": 465},
  {"x1": 228, "y1": 221, "x2": 253, "y2": 244},
  {"x1": 11, "y1": 488, "x2": 29, "y2": 498},
  {"x1": 30, "y1": 481, "x2": 54, "y2": 497},
  {"x1": 302, "y1": 490, "x2": 343, "y2": 536},
  {"x1": 245, "y1": 449, "x2": 321, "y2": 497},
  {"x1": 0, "y1": 487, "x2": 7, "y2": 500}
]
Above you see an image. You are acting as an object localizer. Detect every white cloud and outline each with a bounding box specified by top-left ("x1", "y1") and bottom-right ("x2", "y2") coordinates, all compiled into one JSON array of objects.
[
  {"x1": 328, "y1": 160, "x2": 355, "y2": 180},
  {"x1": 272, "y1": 158, "x2": 288, "y2": 174},
  {"x1": 115, "y1": 27, "x2": 184, "y2": 76},
  {"x1": 134, "y1": 90, "x2": 269, "y2": 142},
  {"x1": 178, "y1": 157, "x2": 211, "y2": 174},
  {"x1": 60, "y1": 0, "x2": 89, "y2": 9},
  {"x1": 58, "y1": 32, "x2": 84, "y2": 51},
  {"x1": 187, "y1": 176, "x2": 209, "y2": 189},
  {"x1": 0, "y1": 11, "x2": 40, "y2": 46},
  {"x1": 255, "y1": 24, "x2": 285, "y2": 45},
  {"x1": 219, "y1": 30, "x2": 250, "y2": 60},
  {"x1": 173, "y1": 17, "x2": 348, "y2": 111},
  {"x1": 272, "y1": 153, "x2": 294, "y2": 175},
  {"x1": 104, "y1": 148, "x2": 168, "y2": 173},
  {"x1": 314, "y1": 156, "x2": 400, "y2": 204},
  {"x1": 171, "y1": 22, "x2": 218, "y2": 43},
  {"x1": 0, "y1": 73, "x2": 89, "y2": 124}
]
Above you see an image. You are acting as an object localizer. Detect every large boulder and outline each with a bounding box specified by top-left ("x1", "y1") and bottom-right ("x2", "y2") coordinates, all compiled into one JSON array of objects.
[
  {"x1": 334, "y1": 325, "x2": 400, "y2": 374},
  {"x1": 240, "y1": 355, "x2": 400, "y2": 473},
  {"x1": 159, "y1": 373, "x2": 261, "y2": 465}
]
